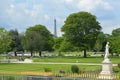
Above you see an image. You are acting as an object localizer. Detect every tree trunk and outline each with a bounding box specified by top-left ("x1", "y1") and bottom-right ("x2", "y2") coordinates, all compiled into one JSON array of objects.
[
  {"x1": 39, "y1": 51, "x2": 42, "y2": 57},
  {"x1": 83, "y1": 49, "x2": 87, "y2": 58},
  {"x1": 14, "y1": 52, "x2": 17, "y2": 56},
  {"x1": 30, "y1": 50, "x2": 33, "y2": 56},
  {"x1": 111, "y1": 53, "x2": 113, "y2": 57}
]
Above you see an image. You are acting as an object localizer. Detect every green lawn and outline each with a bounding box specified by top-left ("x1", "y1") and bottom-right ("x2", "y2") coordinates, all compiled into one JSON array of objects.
[
  {"x1": 0, "y1": 56, "x2": 120, "y2": 75},
  {"x1": 0, "y1": 63, "x2": 120, "y2": 76},
  {"x1": 33, "y1": 56, "x2": 120, "y2": 64},
  {"x1": 0, "y1": 63, "x2": 101, "y2": 73}
]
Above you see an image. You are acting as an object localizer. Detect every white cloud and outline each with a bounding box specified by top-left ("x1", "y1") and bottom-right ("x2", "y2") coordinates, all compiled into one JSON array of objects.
[
  {"x1": 6, "y1": 3, "x2": 26, "y2": 18},
  {"x1": 10, "y1": 4, "x2": 14, "y2": 8},
  {"x1": 4, "y1": 3, "x2": 43, "y2": 32},
  {"x1": 65, "y1": 0, "x2": 74, "y2": 4},
  {"x1": 100, "y1": 1, "x2": 113, "y2": 10},
  {"x1": 7, "y1": 4, "x2": 15, "y2": 14},
  {"x1": 24, "y1": 4, "x2": 42, "y2": 17},
  {"x1": 6, "y1": 2, "x2": 42, "y2": 19},
  {"x1": 56, "y1": 17, "x2": 64, "y2": 24},
  {"x1": 44, "y1": 14, "x2": 50, "y2": 20},
  {"x1": 77, "y1": 0, "x2": 113, "y2": 11}
]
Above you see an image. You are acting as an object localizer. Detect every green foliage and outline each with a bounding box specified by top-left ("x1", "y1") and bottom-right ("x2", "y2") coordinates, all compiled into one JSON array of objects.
[
  {"x1": 59, "y1": 40, "x2": 82, "y2": 52},
  {"x1": 112, "y1": 28, "x2": 120, "y2": 37},
  {"x1": 23, "y1": 24, "x2": 54, "y2": 56},
  {"x1": 53, "y1": 37, "x2": 63, "y2": 51},
  {"x1": 53, "y1": 37, "x2": 81, "y2": 52},
  {"x1": 94, "y1": 32, "x2": 106, "y2": 51},
  {"x1": 60, "y1": 41, "x2": 73, "y2": 52},
  {"x1": 71, "y1": 65, "x2": 79, "y2": 73},
  {"x1": 61, "y1": 12, "x2": 101, "y2": 57},
  {"x1": 9, "y1": 29, "x2": 24, "y2": 56},
  {"x1": 6, "y1": 76, "x2": 15, "y2": 80},
  {"x1": 0, "y1": 27, "x2": 12, "y2": 53},
  {"x1": 44, "y1": 68, "x2": 52, "y2": 72},
  {"x1": 113, "y1": 66, "x2": 120, "y2": 73},
  {"x1": 118, "y1": 63, "x2": 120, "y2": 68},
  {"x1": 109, "y1": 36, "x2": 120, "y2": 55},
  {"x1": 107, "y1": 28, "x2": 120, "y2": 55},
  {"x1": 58, "y1": 53, "x2": 64, "y2": 56}
]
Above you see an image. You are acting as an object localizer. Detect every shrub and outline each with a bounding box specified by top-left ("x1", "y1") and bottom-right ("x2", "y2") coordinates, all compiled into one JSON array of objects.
[
  {"x1": 59, "y1": 70, "x2": 65, "y2": 74},
  {"x1": 71, "y1": 65, "x2": 79, "y2": 73},
  {"x1": 44, "y1": 68, "x2": 52, "y2": 72},
  {"x1": 58, "y1": 53, "x2": 64, "y2": 56},
  {"x1": 118, "y1": 63, "x2": 120, "y2": 68},
  {"x1": 113, "y1": 66, "x2": 119, "y2": 73},
  {"x1": 6, "y1": 76, "x2": 15, "y2": 80}
]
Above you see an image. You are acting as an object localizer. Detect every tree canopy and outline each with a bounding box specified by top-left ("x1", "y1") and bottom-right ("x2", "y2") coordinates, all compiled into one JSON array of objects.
[
  {"x1": 112, "y1": 28, "x2": 120, "y2": 37},
  {"x1": 9, "y1": 29, "x2": 23, "y2": 56},
  {"x1": 94, "y1": 32, "x2": 106, "y2": 52},
  {"x1": 0, "y1": 27, "x2": 12, "y2": 53},
  {"x1": 23, "y1": 24, "x2": 54, "y2": 56},
  {"x1": 61, "y1": 12, "x2": 102, "y2": 57},
  {"x1": 108, "y1": 28, "x2": 120, "y2": 56}
]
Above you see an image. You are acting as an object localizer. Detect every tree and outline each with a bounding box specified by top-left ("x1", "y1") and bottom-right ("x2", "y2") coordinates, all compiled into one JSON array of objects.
[
  {"x1": 0, "y1": 27, "x2": 12, "y2": 53},
  {"x1": 23, "y1": 24, "x2": 54, "y2": 56},
  {"x1": 22, "y1": 31, "x2": 37, "y2": 56},
  {"x1": 60, "y1": 41, "x2": 74, "y2": 52},
  {"x1": 9, "y1": 29, "x2": 24, "y2": 56},
  {"x1": 53, "y1": 37, "x2": 63, "y2": 51},
  {"x1": 94, "y1": 32, "x2": 106, "y2": 52},
  {"x1": 53, "y1": 37, "x2": 81, "y2": 52},
  {"x1": 109, "y1": 36, "x2": 120, "y2": 56},
  {"x1": 61, "y1": 12, "x2": 101, "y2": 57},
  {"x1": 112, "y1": 28, "x2": 120, "y2": 37},
  {"x1": 108, "y1": 28, "x2": 120, "y2": 56}
]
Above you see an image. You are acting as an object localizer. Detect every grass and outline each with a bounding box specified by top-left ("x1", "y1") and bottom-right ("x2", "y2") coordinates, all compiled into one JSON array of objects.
[
  {"x1": 0, "y1": 63, "x2": 119, "y2": 75},
  {"x1": 33, "y1": 56, "x2": 103, "y2": 63},
  {"x1": 0, "y1": 56, "x2": 6, "y2": 59},
  {"x1": 0, "y1": 52, "x2": 120, "y2": 75},
  {"x1": 0, "y1": 63, "x2": 101, "y2": 73},
  {"x1": 33, "y1": 56, "x2": 120, "y2": 64}
]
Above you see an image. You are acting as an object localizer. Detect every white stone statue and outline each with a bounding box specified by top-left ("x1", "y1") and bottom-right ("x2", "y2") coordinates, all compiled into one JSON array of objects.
[{"x1": 104, "y1": 42, "x2": 109, "y2": 59}]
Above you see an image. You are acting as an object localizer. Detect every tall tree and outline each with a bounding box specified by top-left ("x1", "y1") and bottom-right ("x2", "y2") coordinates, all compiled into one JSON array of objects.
[
  {"x1": 22, "y1": 31, "x2": 37, "y2": 56},
  {"x1": 23, "y1": 24, "x2": 54, "y2": 56},
  {"x1": 9, "y1": 29, "x2": 23, "y2": 56},
  {"x1": 0, "y1": 27, "x2": 12, "y2": 53},
  {"x1": 61, "y1": 12, "x2": 101, "y2": 57}
]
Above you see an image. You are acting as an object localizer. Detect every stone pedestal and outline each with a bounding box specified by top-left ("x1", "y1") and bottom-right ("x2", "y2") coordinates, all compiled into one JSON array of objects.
[{"x1": 99, "y1": 59, "x2": 114, "y2": 79}]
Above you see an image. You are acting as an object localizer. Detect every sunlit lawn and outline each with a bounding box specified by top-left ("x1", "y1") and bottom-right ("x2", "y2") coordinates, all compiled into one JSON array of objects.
[
  {"x1": 0, "y1": 52, "x2": 120, "y2": 75},
  {"x1": 0, "y1": 63, "x2": 101, "y2": 73},
  {"x1": 33, "y1": 56, "x2": 120, "y2": 64},
  {"x1": 0, "y1": 56, "x2": 120, "y2": 75}
]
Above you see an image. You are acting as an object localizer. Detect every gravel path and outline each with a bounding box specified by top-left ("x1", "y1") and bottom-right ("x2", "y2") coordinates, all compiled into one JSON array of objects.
[{"x1": 30, "y1": 62, "x2": 117, "y2": 66}]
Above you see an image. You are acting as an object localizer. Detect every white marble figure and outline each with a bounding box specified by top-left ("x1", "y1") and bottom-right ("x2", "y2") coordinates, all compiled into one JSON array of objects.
[{"x1": 104, "y1": 42, "x2": 109, "y2": 59}]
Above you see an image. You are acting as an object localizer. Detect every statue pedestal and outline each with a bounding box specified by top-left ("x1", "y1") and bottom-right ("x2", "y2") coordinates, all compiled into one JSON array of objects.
[{"x1": 99, "y1": 59, "x2": 114, "y2": 79}]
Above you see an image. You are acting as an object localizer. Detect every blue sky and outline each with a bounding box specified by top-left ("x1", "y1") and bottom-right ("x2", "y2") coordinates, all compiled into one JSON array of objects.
[{"x1": 0, "y1": 0, "x2": 120, "y2": 36}]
